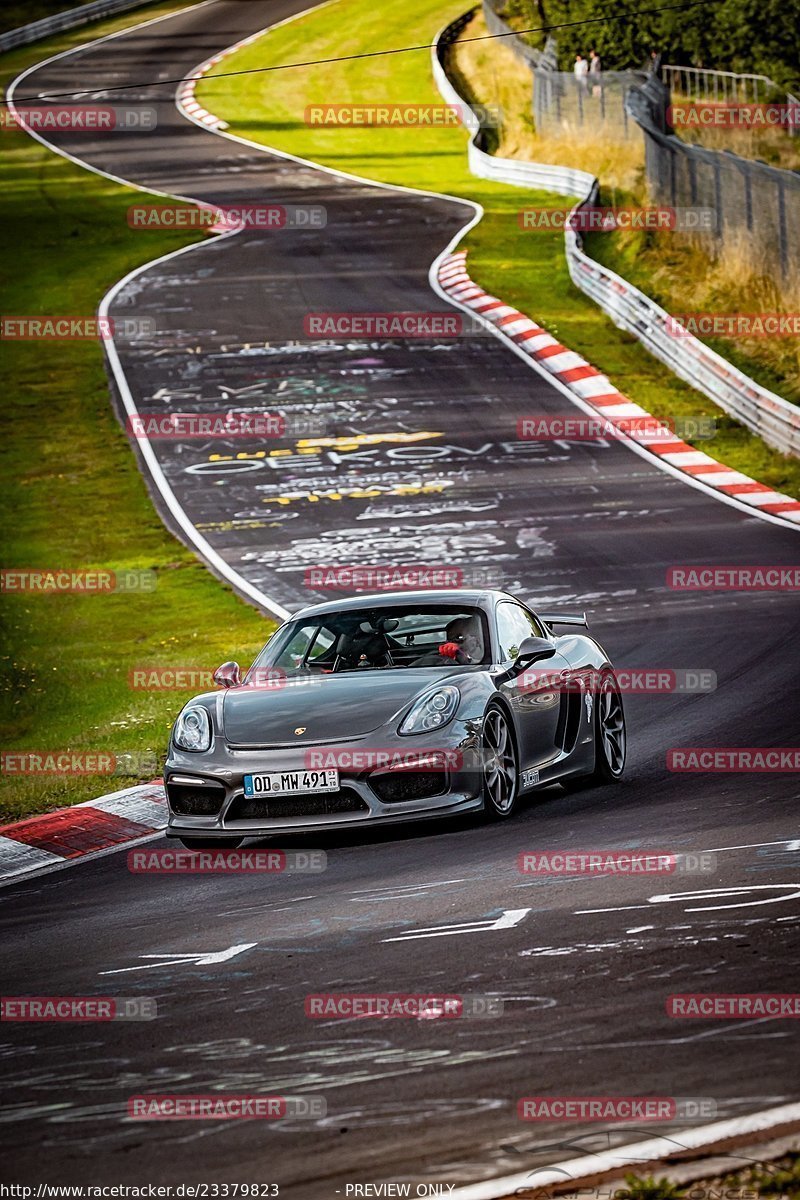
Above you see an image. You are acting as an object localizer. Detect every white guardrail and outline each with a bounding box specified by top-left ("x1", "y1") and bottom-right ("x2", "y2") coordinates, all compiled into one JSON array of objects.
[
  {"x1": 0, "y1": 0, "x2": 153, "y2": 52},
  {"x1": 432, "y1": 17, "x2": 800, "y2": 459}
]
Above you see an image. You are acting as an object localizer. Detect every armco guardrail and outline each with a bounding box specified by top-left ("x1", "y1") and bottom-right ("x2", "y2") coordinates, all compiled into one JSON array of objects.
[
  {"x1": 532, "y1": 67, "x2": 645, "y2": 140},
  {"x1": 0, "y1": 0, "x2": 152, "y2": 52},
  {"x1": 433, "y1": 15, "x2": 800, "y2": 459},
  {"x1": 438, "y1": 14, "x2": 594, "y2": 197}
]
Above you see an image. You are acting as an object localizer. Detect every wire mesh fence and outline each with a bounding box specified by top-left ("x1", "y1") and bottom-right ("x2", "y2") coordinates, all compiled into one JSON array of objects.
[
  {"x1": 661, "y1": 64, "x2": 799, "y2": 140},
  {"x1": 662, "y1": 64, "x2": 794, "y2": 106},
  {"x1": 482, "y1": 0, "x2": 556, "y2": 69},
  {"x1": 627, "y1": 75, "x2": 800, "y2": 277},
  {"x1": 532, "y1": 69, "x2": 647, "y2": 139},
  {"x1": 433, "y1": 13, "x2": 800, "y2": 455}
]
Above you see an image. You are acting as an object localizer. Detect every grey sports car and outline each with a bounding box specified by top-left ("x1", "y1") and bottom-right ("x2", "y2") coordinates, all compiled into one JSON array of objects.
[{"x1": 164, "y1": 589, "x2": 626, "y2": 847}]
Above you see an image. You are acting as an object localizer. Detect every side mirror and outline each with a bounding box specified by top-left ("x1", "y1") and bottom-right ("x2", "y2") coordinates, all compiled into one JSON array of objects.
[
  {"x1": 515, "y1": 636, "x2": 557, "y2": 668},
  {"x1": 213, "y1": 661, "x2": 241, "y2": 688},
  {"x1": 494, "y1": 636, "x2": 556, "y2": 685}
]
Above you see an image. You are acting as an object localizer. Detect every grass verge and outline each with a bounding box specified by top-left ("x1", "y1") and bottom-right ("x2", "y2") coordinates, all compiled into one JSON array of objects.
[
  {"x1": 619, "y1": 1152, "x2": 800, "y2": 1200},
  {"x1": 455, "y1": 10, "x2": 800, "y2": 407},
  {"x1": 197, "y1": 0, "x2": 800, "y2": 500},
  {"x1": 0, "y1": 0, "x2": 273, "y2": 822}
]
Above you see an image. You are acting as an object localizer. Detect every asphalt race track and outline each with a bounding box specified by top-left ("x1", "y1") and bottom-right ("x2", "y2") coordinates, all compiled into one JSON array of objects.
[{"x1": 3, "y1": 1, "x2": 799, "y2": 1193}]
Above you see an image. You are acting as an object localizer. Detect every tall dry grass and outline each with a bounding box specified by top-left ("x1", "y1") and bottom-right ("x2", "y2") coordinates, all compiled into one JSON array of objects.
[
  {"x1": 671, "y1": 96, "x2": 800, "y2": 170},
  {"x1": 643, "y1": 230, "x2": 800, "y2": 400},
  {"x1": 452, "y1": 15, "x2": 644, "y2": 193},
  {"x1": 452, "y1": 10, "x2": 800, "y2": 402}
]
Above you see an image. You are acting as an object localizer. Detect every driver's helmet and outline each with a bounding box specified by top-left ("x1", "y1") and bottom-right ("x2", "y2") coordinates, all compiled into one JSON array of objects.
[{"x1": 445, "y1": 615, "x2": 484, "y2": 663}]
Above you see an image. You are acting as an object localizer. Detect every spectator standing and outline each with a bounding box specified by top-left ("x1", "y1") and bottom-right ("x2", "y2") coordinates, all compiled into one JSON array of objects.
[
  {"x1": 589, "y1": 49, "x2": 602, "y2": 97},
  {"x1": 574, "y1": 53, "x2": 589, "y2": 93}
]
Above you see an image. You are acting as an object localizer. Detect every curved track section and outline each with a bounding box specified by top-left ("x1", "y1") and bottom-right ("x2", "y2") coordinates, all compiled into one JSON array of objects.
[{"x1": 4, "y1": 2, "x2": 800, "y2": 1194}]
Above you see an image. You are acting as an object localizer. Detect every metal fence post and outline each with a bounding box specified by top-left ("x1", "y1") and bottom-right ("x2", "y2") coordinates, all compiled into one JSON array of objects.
[
  {"x1": 777, "y1": 177, "x2": 789, "y2": 276},
  {"x1": 713, "y1": 157, "x2": 723, "y2": 237},
  {"x1": 432, "y1": 21, "x2": 800, "y2": 459}
]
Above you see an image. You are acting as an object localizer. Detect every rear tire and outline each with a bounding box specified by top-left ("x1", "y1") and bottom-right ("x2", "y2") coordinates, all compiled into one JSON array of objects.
[
  {"x1": 562, "y1": 671, "x2": 626, "y2": 791},
  {"x1": 481, "y1": 704, "x2": 519, "y2": 820},
  {"x1": 177, "y1": 837, "x2": 244, "y2": 850}
]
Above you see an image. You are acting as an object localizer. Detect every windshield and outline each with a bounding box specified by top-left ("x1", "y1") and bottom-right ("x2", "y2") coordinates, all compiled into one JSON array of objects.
[{"x1": 247, "y1": 605, "x2": 491, "y2": 676}]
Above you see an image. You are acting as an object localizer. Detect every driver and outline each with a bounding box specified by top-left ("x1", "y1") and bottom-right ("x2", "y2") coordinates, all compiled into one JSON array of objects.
[{"x1": 413, "y1": 615, "x2": 484, "y2": 666}]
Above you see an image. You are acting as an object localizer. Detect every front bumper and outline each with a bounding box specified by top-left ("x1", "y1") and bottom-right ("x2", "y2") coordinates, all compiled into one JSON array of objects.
[{"x1": 164, "y1": 727, "x2": 484, "y2": 838}]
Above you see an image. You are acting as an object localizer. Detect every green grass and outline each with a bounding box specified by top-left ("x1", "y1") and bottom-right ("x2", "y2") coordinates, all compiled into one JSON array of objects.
[
  {"x1": 748, "y1": 1152, "x2": 800, "y2": 1197},
  {"x1": 197, "y1": 0, "x2": 800, "y2": 499},
  {"x1": 0, "y1": 1, "x2": 274, "y2": 822},
  {"x1": 619, "y1": 1153, "x2": 800, "y2": 1200},
  {"x1": 450, "y1": 10, "x2": 800, "y2": 411},
  {"x1": 616, "y1": 1176, "x2": 685, "y2": 1200}
]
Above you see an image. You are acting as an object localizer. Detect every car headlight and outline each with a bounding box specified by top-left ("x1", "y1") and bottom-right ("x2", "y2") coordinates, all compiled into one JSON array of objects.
[
  {"x1": 173, "y1": 706, "x2": 212, "y2": 752},
  {"x1": 399, "y1": 686, "x2": 460, "y2": 735}
]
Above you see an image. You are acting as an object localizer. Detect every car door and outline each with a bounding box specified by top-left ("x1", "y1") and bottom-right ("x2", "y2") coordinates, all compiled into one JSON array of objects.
[{"x1": 494, "y1": 601, "x2": 571, "y2": 771}]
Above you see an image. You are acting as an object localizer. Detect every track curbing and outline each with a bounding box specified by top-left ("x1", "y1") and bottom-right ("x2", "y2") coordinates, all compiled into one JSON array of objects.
[
  {"x1": 436, "y1": 251, "x2": 800, "y2": 525},
  {"x1": 0, "y1": 782, "x2": 166, "y2": 884}
]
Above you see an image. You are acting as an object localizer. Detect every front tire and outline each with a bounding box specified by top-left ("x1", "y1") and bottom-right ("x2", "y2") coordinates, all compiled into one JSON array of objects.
[
  {"x1": 481, "y1": 704, "x2": 519, "y2": 820},
  {"x1": 563, "y1": 671, "x2": 626, "y2": 790},
  {"x1": 177, "y1": 837, "x2": 244, "y2": 849}
]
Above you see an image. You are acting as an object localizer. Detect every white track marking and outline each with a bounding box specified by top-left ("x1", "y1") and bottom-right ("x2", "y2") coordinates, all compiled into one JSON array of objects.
[
  {"x1": 384, "y1": 908, "x2": 530, "y2": 942},
  {"x1": 175, "y1": 11, "x2": 800, "y2": 530},
  {"x1": 8, "y1": 0, "x2": 494, "y2": 620},
  {"x1": 650, "y1": 884, "x2": 800, "y2": 912},
  {"x1": 99, "y1": 244, "x2": 291, "y2": 619},
  {"x1": 6, "y1": 0, "x2": 218, "y2": 200},
  {"x1": 100, "y1": 942, "x2": 257, "y2": 973},
  {"x1": 704, "y1": 839, "x2": 800, "y2": 853},
  {"x1": 348, "y1": 878, "x2": 467, "y2": 902},
  {"x1": 6, "y1": 0, "x2": 292, "y2": 619},
  {"x1": 448, "y1": 1102, "x2": 800, "y2": 1200},
  {"x1": 9, "y1": 0, "x2": 796, "y2": 678},
  {"x1": 578, "y1": 883, "x2": 800, "y2": 916}
]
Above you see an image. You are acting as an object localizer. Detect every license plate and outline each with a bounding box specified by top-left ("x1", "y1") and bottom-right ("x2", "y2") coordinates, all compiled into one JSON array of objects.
[{"x1": 243, "y1": 769, "x2": 339, "y2": 797}]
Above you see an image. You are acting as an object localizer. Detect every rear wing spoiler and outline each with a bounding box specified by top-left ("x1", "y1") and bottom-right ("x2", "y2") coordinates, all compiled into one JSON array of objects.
[{"x1": 538, "y1": 611, "x2": 588, "y2": 631}]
